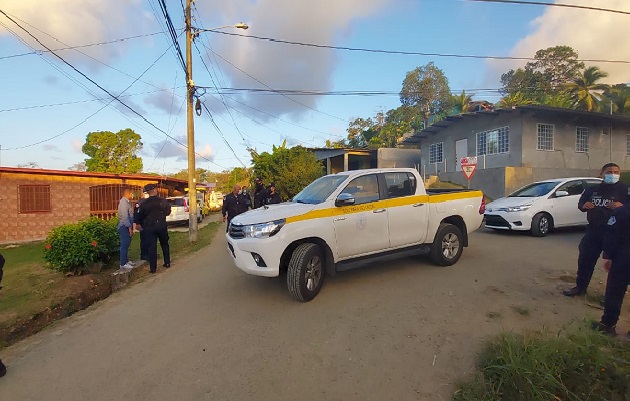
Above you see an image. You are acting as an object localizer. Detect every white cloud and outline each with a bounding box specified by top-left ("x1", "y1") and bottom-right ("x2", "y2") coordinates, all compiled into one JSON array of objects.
[
  {"x1": 0, "y1": 0, "x2": 155, "y2": 69},
  {"x1": 194, "y1": 0, "x2": 391, "y2": 120},
  {"x1": 488, "y1": 0, "x2": 630, "y2": 85},
  {"x1": 149, "y1": 135, "x2": 214, "y2": 162},
  {"x1": 71, "y1": 139, "x2": 83, "y2": 153}
]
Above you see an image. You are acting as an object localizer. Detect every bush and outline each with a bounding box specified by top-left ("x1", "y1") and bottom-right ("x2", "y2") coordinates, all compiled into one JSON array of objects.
[{"x1": 44, "y1": 217, "x2": 120, "y2": 273}]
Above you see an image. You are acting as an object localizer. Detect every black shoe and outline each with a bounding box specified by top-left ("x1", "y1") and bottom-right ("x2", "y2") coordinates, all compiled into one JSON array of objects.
[
  {"x1": 562, "y1": 287, "x2": 586, "y2": 297},
  {"x1": 149, "y1": 269, "x2": 156, "y2": 274},
  {"x1": 0, "y1": 359, "x2": 6, "y2": 377},
  {"x1": 163, "y1": 263, "x2": 170, "y2": 268},
  {"x1": 591, "y1": 321, "x2": 617, "y2": 336}
]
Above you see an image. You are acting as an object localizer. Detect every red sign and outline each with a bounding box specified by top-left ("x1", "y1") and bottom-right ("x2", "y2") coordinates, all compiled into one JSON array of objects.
[{"x1": 460, "y1": 156, "x2": 477, "y2": 180}]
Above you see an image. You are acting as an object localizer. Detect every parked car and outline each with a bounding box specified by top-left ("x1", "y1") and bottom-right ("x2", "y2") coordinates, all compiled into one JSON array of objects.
[
  {"x1": 484, "y1": 177, "x2": 602, "y2": 237},
  {"x1": 226, "y1": 168, "x2": 485, "y2": 302},
  {"x1": 166, "y1": 196, "x2": 203, "y2": 225}
]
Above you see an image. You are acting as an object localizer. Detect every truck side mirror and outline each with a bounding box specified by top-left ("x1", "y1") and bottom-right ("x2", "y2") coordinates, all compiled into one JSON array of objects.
[{"x1": 335, "y1": 193, "x2": 355, "y2": 207}]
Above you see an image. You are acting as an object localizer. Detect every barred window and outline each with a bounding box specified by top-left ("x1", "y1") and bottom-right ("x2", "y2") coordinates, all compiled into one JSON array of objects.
[
  {"x1": 477, "y1": 127, "x2": 509, "y2": 156},
  {"x1": 576, "y1": 127, "x2": 589, "y2": 152},
  {"x1": 19, "y1": 185, "x2": 51, "y2": 213},
  {"x1": 537, "y1": 123, "x2": 554, "y2": 151},
  {"x1": 429, "y1": 142, "x2": 443, "y2": 164}
]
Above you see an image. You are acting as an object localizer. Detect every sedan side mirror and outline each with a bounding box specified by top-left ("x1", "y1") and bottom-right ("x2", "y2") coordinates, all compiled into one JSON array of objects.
[
  {"x1": 335, "y1": 193, "x2": 355, "y2": 207},
  {"x1": 555, "y1": 190, "x2": 569, "y2": 197}
]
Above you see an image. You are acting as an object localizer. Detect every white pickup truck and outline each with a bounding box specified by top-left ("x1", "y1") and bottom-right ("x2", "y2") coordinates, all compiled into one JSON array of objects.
[{"x1": 226, "y1": 168, "x2": 485, "y2": 302}]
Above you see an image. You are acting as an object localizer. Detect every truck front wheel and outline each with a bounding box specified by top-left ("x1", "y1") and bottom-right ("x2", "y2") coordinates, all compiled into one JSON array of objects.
[
  {"x1": 430, "y1": 223, "x2": 463, "y2": 266},
  {"x1": 287, "y1": 243, "x2": 325, "y2": 302}
]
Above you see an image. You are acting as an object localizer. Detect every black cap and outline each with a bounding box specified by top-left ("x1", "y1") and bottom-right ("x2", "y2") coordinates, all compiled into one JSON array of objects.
[
  {"x1": 269, "y1": 182, "x2": 276, "y2": 188},
  {"x1": 144, "y1": 183, "x2": 157, "y2": 192}
]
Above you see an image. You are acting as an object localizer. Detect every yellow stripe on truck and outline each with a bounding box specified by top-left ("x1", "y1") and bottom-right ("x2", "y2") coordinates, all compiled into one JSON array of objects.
[{"x1": 285, "y1": 190, "x2": 482, "y2": 224}]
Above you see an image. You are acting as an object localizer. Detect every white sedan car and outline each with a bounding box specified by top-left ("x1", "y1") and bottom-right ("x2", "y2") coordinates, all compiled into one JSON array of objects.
[{"x1": 484, "y1": 177, "x2": 602, "y2": 237}]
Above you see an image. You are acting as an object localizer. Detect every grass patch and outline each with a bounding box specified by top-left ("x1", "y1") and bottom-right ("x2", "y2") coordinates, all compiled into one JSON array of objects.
[
  {"x1": 0, "y1": 221, "x2": 221, "y2": 330},
  {"x1": 510, "y1": 305, "x2": 530, "y2": 316},
  {"x1": 453, "y1": 323, "x2": 630, "y2": 401}
]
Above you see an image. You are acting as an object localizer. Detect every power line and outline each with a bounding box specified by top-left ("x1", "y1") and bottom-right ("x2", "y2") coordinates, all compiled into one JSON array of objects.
[
  {"x1": 212, "y1": 30, "x2": 630, "y2": 65},
  {"x1": 464, "y1": 0, "x2": 630, "y2": 15},
  {"x1": 155, "y1": 0, "x2": 187, "y2": 76},
  {"x1": 199, "y1": 101, "x2": 246, "y2": 168}
]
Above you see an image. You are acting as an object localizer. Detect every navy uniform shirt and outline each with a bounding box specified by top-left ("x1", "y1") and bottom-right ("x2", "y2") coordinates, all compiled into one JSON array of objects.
[
  {"x1": 137, "y1": 196, "x2": 171, "y2": 227},
  {"x1": 578, "y1": 181, "x2": 629, "y2": 229},
  {"x1": 603, "y1": 204, "x2": 630, "y2": 260}
]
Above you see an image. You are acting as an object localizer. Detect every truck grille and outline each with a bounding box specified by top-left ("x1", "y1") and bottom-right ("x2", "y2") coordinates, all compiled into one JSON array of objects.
[
  {"x1": 229, "y1": 223, "x2": 245, "y2": 239},
  {"x1": 484, "y1": 214, "x2": 511, "y2": 228}
]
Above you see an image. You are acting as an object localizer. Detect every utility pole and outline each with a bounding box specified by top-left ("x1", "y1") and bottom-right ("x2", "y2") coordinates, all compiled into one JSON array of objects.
[{"x1": 185, "y1": 0, "x2": 198, "y2": 242}]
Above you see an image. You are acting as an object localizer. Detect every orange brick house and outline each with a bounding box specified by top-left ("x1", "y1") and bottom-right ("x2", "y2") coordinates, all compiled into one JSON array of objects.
[{"x1": 0, "y1": 167, "x2": 187, "y2": 244}]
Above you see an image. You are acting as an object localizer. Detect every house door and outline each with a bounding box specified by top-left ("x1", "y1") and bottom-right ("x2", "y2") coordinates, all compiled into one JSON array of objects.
[{"x1": 455, "y1": 138, "x2": 468, "y2": 172}]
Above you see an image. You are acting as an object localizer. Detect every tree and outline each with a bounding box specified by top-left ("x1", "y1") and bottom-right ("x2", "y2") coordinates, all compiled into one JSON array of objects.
[
  {"x1": 564, "y1": 66, "x2": 609, "y2": 112},
  {"x1": 451, "y1": 90, "x2": 474, "y2": 114},
  {"x1": 604, "y1": 84, "x2": 630, "y2": 115},
  {"x1": 17, "y1": 161, "x2": 40, "y2": 168},
  {"x1": 82, "y1": 128, "x2": 143, "y2": 173},
  {"x1": 249, "y1": 142, "x2": 324, "y2": 200},
  {"x1": 495, "y1": 92, "x2": 537, "y2": 108},
  {"x1": 399, "y1": 62, "x2": 452, "y2": 126},
  {"x1": 68, "y1": 162, "x2": 87, "y2": 171}
]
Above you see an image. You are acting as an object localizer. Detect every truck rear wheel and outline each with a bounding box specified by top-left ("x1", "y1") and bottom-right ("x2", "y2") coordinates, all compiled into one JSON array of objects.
[
  {"x1": 287, "y1": 243, "x2": 325, "y2": 302},
  {"x1": 430, "y1": 223, "x2": 463, "y2": 266}
]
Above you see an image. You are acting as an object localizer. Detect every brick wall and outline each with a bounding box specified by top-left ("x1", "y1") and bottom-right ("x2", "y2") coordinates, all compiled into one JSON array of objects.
[{"x1": 0, "y1": 172, "x2": 157, "y2": 244}]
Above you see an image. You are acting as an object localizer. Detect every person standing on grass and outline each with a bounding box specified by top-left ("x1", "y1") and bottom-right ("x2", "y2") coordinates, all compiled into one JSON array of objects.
[
  {"x1": 563, "y1": 163, "x2": 628, "y2": 297},
  {"x1": 136, "y1": 184, "x2": 171, "y2": 273},
  {"x1": 117, "y1": 188, "x2": 135, "y2": 270},
  {"x1": 593, "y1": 203, "x2": 630, "y2": 336},
  {"x1": 0, "y1": 253, "x2": 6, "y2": 377},
  {"x1": 133, "y1": 190, "x2": 150, "y2": 261}
]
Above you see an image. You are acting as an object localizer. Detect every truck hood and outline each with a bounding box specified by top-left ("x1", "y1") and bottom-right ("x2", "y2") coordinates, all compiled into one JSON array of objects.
[
  {"x1": 486, "y1": 196, "x2": 539, "y2": 211},
  {"x1": 231, "y1": 202, "x2": 317, "y2": 225}
]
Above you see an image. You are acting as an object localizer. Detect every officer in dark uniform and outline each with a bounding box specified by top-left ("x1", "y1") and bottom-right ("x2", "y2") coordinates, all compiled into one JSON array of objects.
[
  {"x1": 563, "y1": 163, "x2": 628, "y2": 296},
  {"x1": 593, "y1": 203, "x2": 630, "y2": 335},
  {"x1": 133, "y1": 190, "x2": 150, "y2": 260},
  {"x1": 222, "y1": 184, "x2": 245, "y2": 232},
  {"x1": 266, "y1": 182, "x2": 282, "y2": 205},
  {"x1": 253, "y1": 177, "x2": 268, "y2": 209},
  {"x1": 136, "y1": 184, "x2": 171, "y2": 273}
]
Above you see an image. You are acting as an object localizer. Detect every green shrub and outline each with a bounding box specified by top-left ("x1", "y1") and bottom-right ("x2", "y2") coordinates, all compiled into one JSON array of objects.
[{"x1": 44, "y1": 217, "x2": 120, "y2": 273}]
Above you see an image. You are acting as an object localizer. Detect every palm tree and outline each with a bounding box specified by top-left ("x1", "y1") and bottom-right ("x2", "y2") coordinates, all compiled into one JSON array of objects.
[
  {"x1": 451, "y1": 90, "x2": 473, "y2": 114},
  {"x1": 564, "y1": 66, "x2": 609, "y2": 112},
  {"x1": 603, "y1": 84, "x2": 630, "y2": 115},
  {"x1": 496, "y1": 92, "x2": 537, "y2": 108},
  {"x1": 540, "y1": 93, "x2": 573, "y2": 109}
]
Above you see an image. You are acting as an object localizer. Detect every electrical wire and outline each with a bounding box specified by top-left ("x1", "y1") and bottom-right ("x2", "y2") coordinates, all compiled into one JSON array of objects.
[
  {"x1": 199, "y1": 101, "x2": 247, "y2": 168},
  {"x1": 155, "y1": 0, "x2": 187, "y2": 75},
  {"x1": 211, "y1": 30, "x2": 630, "y2": 65},
  {"x1": 464, "y1": 0, "x2": 630, "y2": 15}
]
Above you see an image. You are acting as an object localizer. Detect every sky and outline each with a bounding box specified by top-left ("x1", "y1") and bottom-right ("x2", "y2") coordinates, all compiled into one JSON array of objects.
[{"x1": 1, "y1": 0, "x2": 629, "y2": 175}]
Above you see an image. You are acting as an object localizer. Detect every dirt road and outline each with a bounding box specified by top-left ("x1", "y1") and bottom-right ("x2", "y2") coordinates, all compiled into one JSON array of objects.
[{"x1": 0, "y1": 226, "x2": 618, "y2": 401}]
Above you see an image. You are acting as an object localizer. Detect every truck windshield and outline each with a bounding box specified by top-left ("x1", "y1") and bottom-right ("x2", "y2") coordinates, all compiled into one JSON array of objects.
[
  {"x1": 292, "y1": 175, "x2": 348, "y2": 204},
  {"x1": 509, "y1": 181, "x2": 561, "y2": 197}
]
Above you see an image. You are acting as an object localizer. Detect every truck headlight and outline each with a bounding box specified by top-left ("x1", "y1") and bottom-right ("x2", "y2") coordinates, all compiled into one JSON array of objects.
[
  {"x1": 500, "y1": 204, "x2": 532, "y2": 212},
  {"x1": 242, "y1": 219, "x2": 286, "y2": 238}
]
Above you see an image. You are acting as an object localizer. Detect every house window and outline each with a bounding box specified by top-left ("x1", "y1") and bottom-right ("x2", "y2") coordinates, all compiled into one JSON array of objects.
[
  {"x1": 428, "y1": 142, "x2": 443, "y2": 164},
  {"x1": 537, "y1": 123, "x2": 554, "y2": 151},
  {"x1": 477, "y1": 126, "x2": 509, "y2": 156},
  {"x1": 19, "y1": 185, "x2": 51, "y2": 213},
  {"x1": 576, "y1": 127, "x2": 589, "y2": 153}
]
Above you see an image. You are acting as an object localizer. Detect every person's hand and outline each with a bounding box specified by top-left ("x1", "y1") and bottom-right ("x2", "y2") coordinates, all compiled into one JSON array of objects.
[
  {"x1": 129, "y1": 227, "x2": 134, "y2": 236},
  {"x1": 222, "y1": 216, "x2": 226, "y2": 223},
  {"x1": 582, "y1": 201, "x2": 595, "y2": 210},
  {"x1": 602, "y1": 259, "x2": 612, "y2": 272},
  {"x1": 607, "y1": 201, "x2": 623, "y2": 209}
]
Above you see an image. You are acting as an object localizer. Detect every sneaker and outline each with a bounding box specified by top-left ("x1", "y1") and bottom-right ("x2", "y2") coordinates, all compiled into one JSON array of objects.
[
  {"x1": 562, "y1": 286, "x2": 586, "y2": 297},
  {"x1": 120, "y1": 262, "x2": 134, "y2": 270}
]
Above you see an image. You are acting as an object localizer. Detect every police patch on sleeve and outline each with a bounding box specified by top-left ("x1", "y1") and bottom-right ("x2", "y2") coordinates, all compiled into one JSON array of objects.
[{"x1": 607, "y1": 216, "x2": 616, "y2": 226}]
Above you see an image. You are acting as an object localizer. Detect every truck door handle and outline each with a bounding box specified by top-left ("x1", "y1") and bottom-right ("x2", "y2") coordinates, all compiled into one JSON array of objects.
[
  {"x1": 373, "y1": 209, "x2": 386, "y2": 213},
  {"x1": 413, "y1": 203, "x2": 425, "y2": 207},
  {"x1": 333, "y1": 217, "x2": 346, "y2": 222}
]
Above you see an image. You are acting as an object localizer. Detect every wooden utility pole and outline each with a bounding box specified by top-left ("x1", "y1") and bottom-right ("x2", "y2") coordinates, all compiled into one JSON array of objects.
[{"x1": 185, "y1": 0, "x2": 198, "y2": 242}]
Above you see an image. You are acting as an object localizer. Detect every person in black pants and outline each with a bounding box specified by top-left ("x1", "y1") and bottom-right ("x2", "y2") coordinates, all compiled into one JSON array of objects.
[
  {"x1": 563, "y1": 163, "x2": 628, "y2": 297},
  {"x1": 136, "y1": 184, "x2": 172, "y2": 273},
  {"x1": 222, "y1": 185, "x2": 245, "y2": 232},
  {"x1": 0, "y1": 253, "x2": 6, "y2": 377},
  {"x1": 133, "y1": 191, "x2": 150, "y2": 260},
  {"x1": 593, "y1": 203, "x2": 630, "y2": 335}
]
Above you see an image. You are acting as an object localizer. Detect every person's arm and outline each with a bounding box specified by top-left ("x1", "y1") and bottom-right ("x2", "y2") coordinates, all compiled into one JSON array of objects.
[
  {"x1": 602, "y1": 209, "x2": 624, "y2": 261},
  {"x1": 162, "y1": 199, "x2": 171, "y2": 216},
  {"x1": 578, "y1": 187, "x2": 593, "y2": 211},
  {"x1": 118, "y1": 200, "x2": 132, "y2": 228}
]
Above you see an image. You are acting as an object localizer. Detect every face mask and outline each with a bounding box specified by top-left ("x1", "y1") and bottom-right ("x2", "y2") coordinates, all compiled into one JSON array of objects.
[
  {"x1": 603, "y1": 173, "x2": 620, "y2": 184},
  {"x1": 238, "y1": 190, "x2": 242, "y2": 194}
]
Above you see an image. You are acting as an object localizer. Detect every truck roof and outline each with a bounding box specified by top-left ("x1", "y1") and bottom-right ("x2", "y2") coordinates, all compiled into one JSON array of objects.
[{"x1": 333, "y1": 168, "x2": 419, "y2": 177}]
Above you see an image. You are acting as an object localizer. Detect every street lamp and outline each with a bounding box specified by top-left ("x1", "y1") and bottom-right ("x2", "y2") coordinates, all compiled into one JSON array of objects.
[{"x1": 185, "y1": 0, "x2": 248, "y2": 242}]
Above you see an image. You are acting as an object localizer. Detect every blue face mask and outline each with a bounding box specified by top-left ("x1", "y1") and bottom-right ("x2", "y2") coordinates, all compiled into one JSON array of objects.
[{"x1": 603, "y1": 173, "x2": 620, "y2": 184}]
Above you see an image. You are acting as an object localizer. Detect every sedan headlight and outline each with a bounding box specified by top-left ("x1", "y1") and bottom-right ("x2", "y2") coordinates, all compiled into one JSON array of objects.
[
  {"x1": 499, "y1": 204, "x2": 532, "y2": 212},
  {"x1": 242, "y1": 219, "x2": 286, "y2": 238}
]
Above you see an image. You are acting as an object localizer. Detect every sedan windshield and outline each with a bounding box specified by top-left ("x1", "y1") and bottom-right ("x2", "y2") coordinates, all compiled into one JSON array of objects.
[
  {"x1": 509, "y1": 181, "x2": 561, "y2": 197},
  {"x1": 292, "y1": 175, "x2": 348, "y2": 205}
]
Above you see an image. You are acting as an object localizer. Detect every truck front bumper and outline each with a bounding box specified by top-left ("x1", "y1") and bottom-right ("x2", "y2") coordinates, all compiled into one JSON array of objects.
[{"x1": 225, "y1": 234, "x2": 287, "y2": 277}]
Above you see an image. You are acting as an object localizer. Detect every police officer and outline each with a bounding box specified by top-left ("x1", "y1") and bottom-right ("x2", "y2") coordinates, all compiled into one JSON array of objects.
[
  {"x1": 222, "y1": 184, "x2": 245, "y2": 232},
  {"x1": 241, "y1": 185, "x2": 252, "y2": 210},
  {"x1": 563, "y1": 163, "x2": 628, "y2": 296},
  {"x1": 136, "y1": 183, "x2": 171, "y2": 273},
  {"x1": 593, "y1": 203, "x2": 630, "y2": 335},
  {"x1": 266, "y1": 182, "x2": 282, "y2": 205},
  {"x1": 253, "y1": 177, "x2": 268, "y2": 209},
  {"x1": 133, "y1": 190, "x2": 150, "y2": 260}
]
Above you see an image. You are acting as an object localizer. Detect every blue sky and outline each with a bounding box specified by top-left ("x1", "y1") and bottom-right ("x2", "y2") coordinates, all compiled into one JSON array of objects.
[{"x1": 1, "y1": 0, "x2": 628, "y2": 174}]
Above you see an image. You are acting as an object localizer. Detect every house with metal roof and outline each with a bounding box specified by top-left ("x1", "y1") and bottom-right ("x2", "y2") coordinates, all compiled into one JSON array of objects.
[{"x1": 399, "y1": 106, "x2": 630, "y2": 199}]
